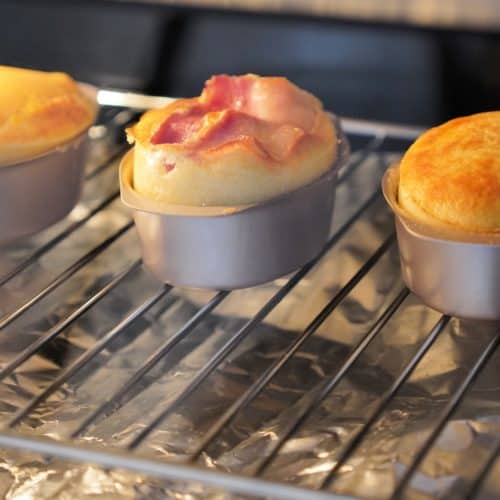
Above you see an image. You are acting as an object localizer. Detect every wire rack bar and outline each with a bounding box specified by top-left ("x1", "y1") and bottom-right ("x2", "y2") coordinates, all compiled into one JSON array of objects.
[
  {"x1": 188, "y1": 234, "x2": 396, "y2": 462},
  {"x1": 126, "y1": 189, "x2": 381, "y2": 450},
  {"x1": 0, "y1": 259, "x2": 142, "y2": 383},
  {"x1": 320, "y1": 314, "x2": 451, "y2": 490},
  {"x1": 0, "y1": 222, "x2": 133, "y2": 330},
  {"x1": 72, "y1": 289, "x2": 230, "y2": 438},
  {"x1": 464, "y1": 437, "x2": 500, "y2": 500},
  {"x1": 0, "y1": 430, "x2": 350, "y2": 500},
  {"x1": 390, "y1": 330, "x2": 500, "y2": 498},
  {"x1": 337, "y1": 133, "x2": 386, "y2": 186},
  {"x1": 0, "y1": 189, "x2": 121, "y2": 288},
  {"x1": 84, "y1": 109, "x2": 136, "y2": 179},
  {"x1": 337, "y1": 133, "x2": 385, "y2": 186},
  {"x1": 7, "y1": 285, "x2": 171, "y2": 428},
  {"x1": 84, "y1": 146, "x2": 127, "y2": 180},
  {"x1": 254, "y1": 286, "x2": 410, "y2": 476},
  {"x1": 3, "y1": 116, "x2": 480, "y2": 500}
]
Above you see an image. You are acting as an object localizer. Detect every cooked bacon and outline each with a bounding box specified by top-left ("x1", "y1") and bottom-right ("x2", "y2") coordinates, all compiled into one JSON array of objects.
[
  {"x1": 246, "y1": 77, "x2": 319, "y2": 130},
  {"x1": 199, "y1": 110, "x2": 307, "y2": 161},
  {"x1": 195, "y1": 110, "x2": 257, "y2": 149},
  {"x1": 150, "y1": 74, "x2": 322, "y2": 160},
  {"x1": 201, "y1": 74, "x2": 255, "y2": 110},
  {"x1": 151, "y1": 105, "x2": 205, "y2": 144},
  {"x1": 263, "y1": 124, "x2": 305, "y2": 160}
]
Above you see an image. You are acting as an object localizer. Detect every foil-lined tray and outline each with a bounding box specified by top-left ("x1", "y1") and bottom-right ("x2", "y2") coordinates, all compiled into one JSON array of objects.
[{"x1": 0, "y1": 121, "x2": 499, "y2": 499}]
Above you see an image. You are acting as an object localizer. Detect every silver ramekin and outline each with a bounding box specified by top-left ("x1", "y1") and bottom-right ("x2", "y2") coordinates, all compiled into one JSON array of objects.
[
  {"x1": 382, "y1": 163, "x2": 500, "y2": 320},
  {"x1": 0, "y1": 132, "x2": 89, "y2": 244},
  {"x1": 120, "y1": 117, "x2": 350, "y2": 289},
  {"x1": 0, "y1": 83, "x2": 96, "y2": 245}
]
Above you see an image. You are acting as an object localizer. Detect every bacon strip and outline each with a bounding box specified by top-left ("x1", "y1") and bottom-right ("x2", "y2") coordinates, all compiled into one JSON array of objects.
[{"x1": 150, "y1": 74, "x2": 321, "y2": 161}]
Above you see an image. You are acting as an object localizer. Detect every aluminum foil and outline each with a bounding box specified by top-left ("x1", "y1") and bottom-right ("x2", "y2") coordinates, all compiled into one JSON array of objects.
[{"x1": 0, "y1": 131, "x2": 499, "y2": 500}]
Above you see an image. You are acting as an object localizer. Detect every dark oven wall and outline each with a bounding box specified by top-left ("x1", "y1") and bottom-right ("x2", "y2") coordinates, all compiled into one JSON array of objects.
[{"x1": 1, "y1": 1, "x2": 499, "y2": 126}]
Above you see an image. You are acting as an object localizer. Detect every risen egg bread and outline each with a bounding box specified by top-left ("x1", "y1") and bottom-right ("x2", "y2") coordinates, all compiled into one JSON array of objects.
[
  {"x1": 0, "y1": 66, "x2": 97, "y2": 166},
  {"x1": 126, "y1": 74, "x2": 337, "y2": 206},
  {"x1": 398, "y1": 111, "x2": 500, "y2": 234}
]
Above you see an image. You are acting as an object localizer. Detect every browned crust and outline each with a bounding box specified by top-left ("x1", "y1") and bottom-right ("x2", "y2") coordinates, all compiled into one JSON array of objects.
[
  {"x1": 399, "y1": 111, "x2": 500, "y2": 233},
  {"x1": 0, "y1": 66, "x2": 97, "y2": 164}
]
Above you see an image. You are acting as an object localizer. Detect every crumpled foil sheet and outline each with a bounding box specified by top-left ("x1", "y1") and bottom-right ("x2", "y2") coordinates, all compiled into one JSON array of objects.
[{"x1": 0, "y1": 128, "x2": 499, "y2": 500}]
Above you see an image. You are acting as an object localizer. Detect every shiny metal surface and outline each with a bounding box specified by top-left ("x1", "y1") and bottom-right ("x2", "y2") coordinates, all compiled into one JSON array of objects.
[
  {"x1": 0, "y1": 110, "x2": 499, "y2": 500},
  {"x1": 97, "y1": 87, "x2": 175, "y2": 110},
  {"x1": 0, "y1": 133, "x2": 88, "y2": 244},
  {"x1": 120, "y1": 119, "x2": 349, "y2": 289},
  {"x1": 382, "y1": 164, "x2": 500, "y2": 320}
]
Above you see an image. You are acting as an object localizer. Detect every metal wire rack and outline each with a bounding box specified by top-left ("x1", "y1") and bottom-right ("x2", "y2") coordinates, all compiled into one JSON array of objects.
[{"x1": 0, "y1": 109, "x2": 498, "y2": 500}]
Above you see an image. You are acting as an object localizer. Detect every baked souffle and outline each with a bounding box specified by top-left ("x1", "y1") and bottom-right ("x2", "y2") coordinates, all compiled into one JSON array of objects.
[
  {"x1": 126, "y1": 74, "x2": 337, "y2": 206},
  {"x1": 398, "y1": 111, "x2": 500, "y2": 234},
  {"x1": 0, "y1": 66, "x2": 97, "y2": 166}
]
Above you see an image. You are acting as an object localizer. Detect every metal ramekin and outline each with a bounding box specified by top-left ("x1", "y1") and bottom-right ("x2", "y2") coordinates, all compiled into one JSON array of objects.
[
  {"x1": 0, "y1": 83, "x2": 96, "y2": 245},
  {"x1": 382, "y1": 163, "x2": 500, "y2": 320},
  {"x1": 120, "y1": 117, "x2": 350, "y2": 289},
  {"x1": 0, "y1": 132, "x2": 89, "y2": 244}
]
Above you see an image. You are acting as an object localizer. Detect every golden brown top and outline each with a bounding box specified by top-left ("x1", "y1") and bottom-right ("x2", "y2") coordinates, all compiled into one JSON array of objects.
[
  {"x1": 399, "y1": 111, "x2": 500, "y2": 233},
  {"x1": 0, "y1": 66, "x2": 97, "y2": 165}
]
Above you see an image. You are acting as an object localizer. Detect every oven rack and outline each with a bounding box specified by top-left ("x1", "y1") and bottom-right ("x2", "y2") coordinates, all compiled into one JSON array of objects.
[{"x1": 0, "y1": 109, "x2": 498, "y2": 500}]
